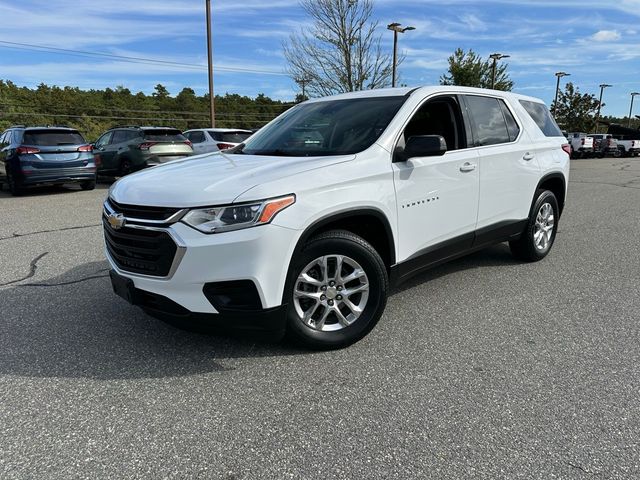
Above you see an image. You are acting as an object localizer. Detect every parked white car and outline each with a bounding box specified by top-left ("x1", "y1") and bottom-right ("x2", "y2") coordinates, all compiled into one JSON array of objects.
[
  {"x1": 104, "y1": 86, "x2": 569, "y2": 349},
  {"x1": 183, "y1": 128, "x2": 253, "y2": 154}
]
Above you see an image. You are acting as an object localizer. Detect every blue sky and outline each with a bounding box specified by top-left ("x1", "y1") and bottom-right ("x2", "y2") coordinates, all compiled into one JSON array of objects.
[{"x1": 1, "y1": 0, "x2": 639, "y2": 116}]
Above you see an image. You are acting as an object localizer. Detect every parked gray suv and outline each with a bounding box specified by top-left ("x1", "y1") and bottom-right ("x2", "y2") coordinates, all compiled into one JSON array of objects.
[
  {"x1": 0, "y1": 125, "x2": 97, "y2": 195},
  {"x1": 94, "y1": 126, "x2": 193, "y2": 176}
]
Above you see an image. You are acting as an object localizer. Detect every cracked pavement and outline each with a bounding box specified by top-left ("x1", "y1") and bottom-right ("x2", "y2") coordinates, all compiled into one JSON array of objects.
[{"x1": 1, "y1": 159, "x2": 640, "y2": 479}]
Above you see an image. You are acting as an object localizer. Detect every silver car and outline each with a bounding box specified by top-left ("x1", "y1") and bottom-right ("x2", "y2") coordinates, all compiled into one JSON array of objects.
[{"x1": 183, "y1": 128, "x2": 253, "y2": 154}]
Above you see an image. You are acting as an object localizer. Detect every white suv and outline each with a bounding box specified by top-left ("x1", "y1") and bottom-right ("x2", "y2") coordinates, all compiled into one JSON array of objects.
[{"x1": 104, "y1": 86, "x2": 569, "y2": 349}]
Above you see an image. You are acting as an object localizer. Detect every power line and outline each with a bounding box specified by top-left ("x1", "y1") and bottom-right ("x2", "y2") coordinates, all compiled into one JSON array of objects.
[
  {"x1": 2, "y1": 112, "x2": 273, "y2": 123},
  {"x1": 0, "y1": 40, "x2": 290, "y2": 76}
]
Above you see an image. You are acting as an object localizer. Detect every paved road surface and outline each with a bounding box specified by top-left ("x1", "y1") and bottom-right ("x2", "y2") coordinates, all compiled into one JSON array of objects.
[{"x1": 1, "y1": 158, "x2": 639, "y2": 478}]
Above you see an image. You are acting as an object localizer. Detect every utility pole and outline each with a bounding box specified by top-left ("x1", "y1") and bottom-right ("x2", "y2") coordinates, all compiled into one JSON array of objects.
[
  {"x1": 595, "y1": 83, "x2": 612, "y2": 133},
  {"x1": 205, "y1": 0, "x2": 215, "y2": 127},
  {"x1": 553, "y1": 72, "x2": 570, "y2": 117},
  {"x1": 387, "y1": 23, "x2": 415, "y2": 88},
  {"x1": 628, "y1": 92, "x2": 639, "y2": 127},
  {"x1": 295, "y1": 77, "x2": 312, "y2": 102},
  {"x1": 489, "y1": 53, "x2": 510, "y2": 89}
]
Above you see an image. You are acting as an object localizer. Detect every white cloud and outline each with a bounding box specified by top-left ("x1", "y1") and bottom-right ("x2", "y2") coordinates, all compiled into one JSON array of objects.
[{"x1": 591, "y1": 30, "x2": 622, "y2": 41}]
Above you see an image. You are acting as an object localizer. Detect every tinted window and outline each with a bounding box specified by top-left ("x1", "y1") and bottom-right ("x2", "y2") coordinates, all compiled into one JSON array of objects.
[
  {"x1": 500, "y1": 101, "x2": 520, "y2": 142},
  {"x1": 22, "y1": 129, "x2": 85, "y2": 146},
  {"x1": 519, "y1": 100, "x2": 563, "y2": 137},
  {"x1": 96, "y1": 132, "x2": 112, "y2": 147},
  {"x1": 465, "y1": 96, "x2": 510, "y2": 146},
  {"x1": 143, "y1": 129, "x2": 186, "y2": 142},
  {"x1": 210, "y1": 131, "x2": 252, "y2": 143},
  {"x1": 111, "y1": 130, "x2": 129, "y2": 144},
  {"x1": 402, "y1": 97, "x2": 464, "y2": 151},
  {"x1": 189, "y1": 131, "x2": 206, "y2": 143},
  {"x1": 242, "y1": 96, "x2": 407, "y2": 156}
]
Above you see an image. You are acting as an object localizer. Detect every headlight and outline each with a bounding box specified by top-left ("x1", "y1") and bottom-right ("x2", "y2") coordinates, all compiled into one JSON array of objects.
[{"x1": 181, "y1": 194, "x2": 295, "y2": 234}]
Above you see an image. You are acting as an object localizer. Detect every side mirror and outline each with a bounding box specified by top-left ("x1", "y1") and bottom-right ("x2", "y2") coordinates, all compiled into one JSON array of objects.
[{"x1": 395, "y1": 135, "x2": 447, "y2": 162}]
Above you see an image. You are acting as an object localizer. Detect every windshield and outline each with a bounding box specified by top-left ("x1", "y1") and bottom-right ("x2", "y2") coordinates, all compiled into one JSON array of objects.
[{"x1": 240, "y1": 96, "x2": 408, "y2": 156}]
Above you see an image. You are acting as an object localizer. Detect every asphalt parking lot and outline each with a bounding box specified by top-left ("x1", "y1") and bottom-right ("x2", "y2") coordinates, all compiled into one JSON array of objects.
[{"x1": 1, "y1": 158, "x2": 639, "y2": 479}]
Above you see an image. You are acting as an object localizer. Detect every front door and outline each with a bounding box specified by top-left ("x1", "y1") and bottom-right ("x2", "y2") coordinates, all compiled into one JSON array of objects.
[{"x1": 393, "y1": 95, "x2": 480, "y2": 266}]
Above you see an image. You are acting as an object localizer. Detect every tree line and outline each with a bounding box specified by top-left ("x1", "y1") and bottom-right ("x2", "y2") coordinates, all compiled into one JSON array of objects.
[{"x1": 0, "y1": 81, "x2": 292, "y2": 141}]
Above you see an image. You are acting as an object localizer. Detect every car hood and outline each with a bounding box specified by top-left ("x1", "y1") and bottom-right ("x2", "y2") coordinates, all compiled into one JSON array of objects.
[{"x1": 109, "y1": 152, "x2": 354, "y2": 207}]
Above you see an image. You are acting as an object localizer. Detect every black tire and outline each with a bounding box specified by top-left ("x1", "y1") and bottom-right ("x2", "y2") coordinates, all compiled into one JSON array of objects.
[
  {"x1": 6, "y1": 169, "x2": 24, "y2": 196},
  {"x1": 509, "y1": 189, "x2": 559, "y2": 262},
  {"x1": 118, "y1": 157, "x2": 132, "y2": 177},
  {"x1": 284, "y1": 230, "x2": 388, "y2": 350},
  {"x1": 80, "y1": 179, "x2": 96, "y2": 190}
]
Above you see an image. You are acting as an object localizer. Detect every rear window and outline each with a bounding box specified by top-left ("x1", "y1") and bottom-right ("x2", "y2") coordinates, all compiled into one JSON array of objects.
[
  {"x1": 519, "y1": 100, "x2": 563, "y2": 137},
  {"x1": 209, "y1": 131, "x2": 252, "y2": 143},
  {"x1": 143, "y1": 129, "x2": 186, "y2": 142},
  {"x1": 22, "y1": 129, "x2": 85, "y2": 146}
]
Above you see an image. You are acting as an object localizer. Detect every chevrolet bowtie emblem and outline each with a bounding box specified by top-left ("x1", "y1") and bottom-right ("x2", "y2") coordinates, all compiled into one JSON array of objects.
[{"x1": 107, "y1": 213, "x2": 126, "y2": 230}]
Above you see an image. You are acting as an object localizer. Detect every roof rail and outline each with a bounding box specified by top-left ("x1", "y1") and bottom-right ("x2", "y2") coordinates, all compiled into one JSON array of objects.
[
  {"x1": 111, "y1": 125, "x2": 141, "y2": 129},
  {"x1": 9, "y1": 124, "x2": 26, "y2": 128}
]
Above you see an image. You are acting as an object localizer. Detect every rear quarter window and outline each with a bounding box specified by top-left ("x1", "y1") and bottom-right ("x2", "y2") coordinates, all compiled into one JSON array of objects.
[
  {"x1": 22, "y1": 130, "x2": 85, "y2": 146},
  {"x1": 519, "y1": 100, "x2": 563, "y2": 137}
]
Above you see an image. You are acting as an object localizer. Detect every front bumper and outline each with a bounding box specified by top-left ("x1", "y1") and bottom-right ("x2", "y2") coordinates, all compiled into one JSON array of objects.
[
  {"x1": 109, "y1": 270, "x2": 287, "y2": 337},
  {"x1": 105, "y1": 221, "x2": 300, "y2": 327}
]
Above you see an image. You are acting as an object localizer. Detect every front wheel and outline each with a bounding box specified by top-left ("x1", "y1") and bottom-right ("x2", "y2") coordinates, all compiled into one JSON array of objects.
[
  {"x1": 80, "y1": 178, "x2": 96, "y2": 190},
  {"x1": 285, "y1": 230, "x2": 388, "y2": 350},
  {"x1": 509, "y1": 190, "x2": 559, "y2": 262}
]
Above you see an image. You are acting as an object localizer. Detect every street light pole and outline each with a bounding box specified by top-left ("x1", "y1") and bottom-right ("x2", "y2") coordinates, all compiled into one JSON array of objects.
[
  {"x1": 553, "y1": 72, "x2": 570, "y2": 117},
  {"x1": 595, "y1": 83, "x2": 612, "y2": 133},
  {"x1": 387, "y1": 23, "x2": 415, "y2": 88},
  {"x1": 205, "y1": 0, "x2": 215, "y2": 128},
  {"x1": 489, "y1": 53, "x2": 510, "y2": 89},
  {"x1": 628, "y1": 92, "x2": 639, "y2": 127}
]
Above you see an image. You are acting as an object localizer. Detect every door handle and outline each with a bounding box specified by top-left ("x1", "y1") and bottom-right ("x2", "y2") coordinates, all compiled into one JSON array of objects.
[
  {"x1": 459, "y1": 162, "x2": 477, "y2": 172},
  {"x1": 523, "y1": 152, "x2": 535, "y2": 161}
]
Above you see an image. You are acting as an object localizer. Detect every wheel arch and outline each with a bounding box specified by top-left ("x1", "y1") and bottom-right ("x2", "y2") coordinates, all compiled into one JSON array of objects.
[{"x1": 536, "y1": 172, "x2": 566, "y2": 216}]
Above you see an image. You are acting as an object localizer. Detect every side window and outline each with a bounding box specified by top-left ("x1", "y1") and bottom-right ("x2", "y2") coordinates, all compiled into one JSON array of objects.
[
  {"x1": 500, "y1": 101, "x2": 520, "y2": 142},
  {"x1": 95, "y1": 132, "x2": 113, "y2": 148},
  {"x1": 465, "y1": 95, "x2": 510, "y2": 146},
  {"x1": 127, "y1": 130, "x2": 141, "y2": 141},
  {"x1": 190, "y1": 131, "x2": 206, "y2": 143},
  {"x1": 401, "y1": 96, "x2": 464, "y2": 151},
  {"x1": 519, "y1": 100, "x2": 563, "y2": 137},
  {"x1": 0, "y1": 131, "x2": 7, "y2": 145},
  {"x1": 111, "y1": 130, "x2": 127, "y2": 144}
]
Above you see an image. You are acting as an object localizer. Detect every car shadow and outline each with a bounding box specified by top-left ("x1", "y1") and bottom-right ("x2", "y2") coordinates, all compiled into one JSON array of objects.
[
  {"x1": 0, "y1": 183, "x2": 109, "y2": 198},
  {"x1": 0, "y1": 261, "x2": 304, "y2": 381},
  {"x1": 0, "y1": 245, "x2": 520, "y2": 381},
  {"x1": 390, "y1": 243, "x2": 519, "y2": 295}
]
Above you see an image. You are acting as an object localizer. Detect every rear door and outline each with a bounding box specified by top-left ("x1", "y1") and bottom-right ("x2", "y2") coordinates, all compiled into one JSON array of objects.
[
  {"x1": 19, "y1": 129, "x2": 91, "y2": 175},
  {"x1": 393, "y1": 94, "x2": 480, "y2": 264},
  {"x1": 463, "y1": 95, "x2": 539, "y2": 233}
]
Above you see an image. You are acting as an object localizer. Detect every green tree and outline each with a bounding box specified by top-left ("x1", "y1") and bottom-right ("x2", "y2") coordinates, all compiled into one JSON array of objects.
[
  {"x1": 551, "y1": 82, "x2": 600, "y2": 132},
  {"x1": 440, "y1": 48, "x2": 513, "y2": 91}
]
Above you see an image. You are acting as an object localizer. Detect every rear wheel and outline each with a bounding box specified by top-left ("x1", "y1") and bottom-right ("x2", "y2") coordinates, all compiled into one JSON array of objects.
[
  {"x1": 510, "y1": 190, "x2": 559, "y2": 262},
  {"x1": 118, "y1": 158, "x2": 132, "y2": 177},
  {"x1": 80, "y1": 179, "x2": 96, "y2": 191},
  {"x1": 7, "y1": 169, "x2": 24, "y2": 196},
  {"x1": 285, "y1": 230, "x2": 388, "y2": 350}
]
